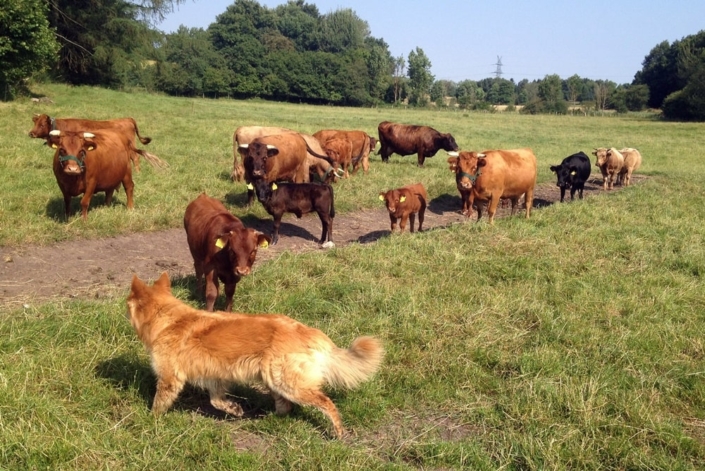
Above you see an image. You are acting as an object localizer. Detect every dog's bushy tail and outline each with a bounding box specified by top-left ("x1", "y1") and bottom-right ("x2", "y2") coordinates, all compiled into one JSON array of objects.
[{"x1": 325, "y1": 336, "x2": 384, "y2": 390}]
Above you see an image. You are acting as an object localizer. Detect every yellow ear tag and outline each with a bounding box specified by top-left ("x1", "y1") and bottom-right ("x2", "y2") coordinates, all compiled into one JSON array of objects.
[
  {"x1": 378, "y1": 194, "x2": 384, "y2": 201},
  {"x1": 215, "y1": 238, "x2": 226, "y2": 249},
  {"x1": 87, "y1": 146, "x2": 94, "y2": 151},
  {"x1": 570, "y1": 171, "x2": 577, "y2": 176},
  {"x1": 247, "y1": 183, "x2": 253, "y2": 190},
  {"x1": 400, "y1": 196, "x2": 406, "y2": 203},
  {"x1": 271, "y1": 183, "x2": 278, "y2": 190},
  {"x1": 259, "y1": 239, "x2": 269, "y2": 249},
  {"x1": 51, "y1": 144, "x2": 58, "y2": 149}
]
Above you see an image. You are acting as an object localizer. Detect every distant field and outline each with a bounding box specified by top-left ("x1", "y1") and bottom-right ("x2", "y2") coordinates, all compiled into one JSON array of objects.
[{"x1": 2, "y1": 84, "x2": 705, "y2": 469}]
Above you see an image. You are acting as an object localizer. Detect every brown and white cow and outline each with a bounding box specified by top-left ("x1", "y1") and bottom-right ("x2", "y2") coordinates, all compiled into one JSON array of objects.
[
  {"x1": 184, "y1": 193, "x2": 271, "y2": 312},
  {"x1": 592, "y1": 148, "x2": 624, "y2": 190},
  {"x1": 232, "y1": 126, "x2": 340, "y2": 183},
  {"x1": 617, "y1": 147, "x2": 642, "y2": 187},
  {"x1": 313, "y1": 129, "x2": 377, "y2": 175},
  {"x1": 48, "y1": 129, "x2": 135, "y2": 220},
  {"x1": 448, "y1": 149, "x2": 537, "y2": 224},
  {"x1": 379, "y1": 183, "x2": 428, "y2": 233},
  {"x1": 29, "y1": 114, "x2": 163, "y2": 171},
  {"x1": 377, "y1": 121, "x2": 458, "y2": 167}
]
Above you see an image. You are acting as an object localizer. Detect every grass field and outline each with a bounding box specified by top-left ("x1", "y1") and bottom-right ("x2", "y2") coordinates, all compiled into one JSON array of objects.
[{"x1": 2, "y1": 84, "x2": 705, "y2": 469}]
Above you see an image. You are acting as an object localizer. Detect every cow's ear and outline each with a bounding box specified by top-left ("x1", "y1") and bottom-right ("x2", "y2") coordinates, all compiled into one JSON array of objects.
[
  {"x1": 84, "y1": 139, "x2": 97, "y2": 152},
  {"x1": 266, "y1": 145, "x2": 279, "y2": 158},
  {"x1": 215, "y1": 231, "x2": 232, "y2": 251},
  {"x1": 378, "y1": 193, "x2": 385, "y2": 201},
  {"x1": 447, "y1": 156, "x2": 458, "y2": 170},
  {"x1": 550, "y1": 165, "x2": 558, "y2": 173},
  {"x1": 477, "y1": 159, "x2": 488, "y2": 168}
]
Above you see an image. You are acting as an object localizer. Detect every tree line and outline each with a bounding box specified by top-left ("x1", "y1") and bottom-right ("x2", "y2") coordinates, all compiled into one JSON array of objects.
[{"x1": 1, "y1": 0, "x2": 704, "y2": 120}]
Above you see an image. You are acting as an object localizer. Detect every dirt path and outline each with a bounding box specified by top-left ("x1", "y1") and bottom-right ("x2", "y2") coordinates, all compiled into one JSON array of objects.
[{"x1": 0, "y1": 178, "x2": 635, "y2": 307}]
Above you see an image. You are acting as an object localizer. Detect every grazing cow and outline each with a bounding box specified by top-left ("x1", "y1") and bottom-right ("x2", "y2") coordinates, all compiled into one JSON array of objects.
[
  {"x1": 48, "y1": 129, "x2": 134, "y2": 220},
  {"x1": 377, "y1": 121, "x2": 459, "y2": 167},
  {"x1": 253, "y1": 180, "x2": 335, "y2": 247},
  {"x1": 379, "y1": 183, "x2": 428, "y2": 233},
  {"x1": 323, "y1": 137, "x2": 353, "y2": 178},
  {"x1": 617, "y1": 148, "x2": 642, "y2": 187},
  {"x1": 233, "y1": 126, "x2": 340, "y2": 183},
  {"x1": 28, "y1": 114, "x2": 162, "y2": 171},
  {"x1": 549, "y1": 151, "x2": 592, "y2": 202},
  {"x1": 184, "y1": 193, "x2": 271, "y2": 312},
  {"x1": 313, "y1": 129, "x2": 377, "y2": 174},
  {"x1": 448, "y1": 149, "x2": 537, "y2": 224},
  {"x1": 592, "y1": 148, "x2": 624, "y2": 190}
]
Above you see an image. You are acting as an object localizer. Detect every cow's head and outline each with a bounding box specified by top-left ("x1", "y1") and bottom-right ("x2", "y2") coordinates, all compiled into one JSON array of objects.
[
  {"x1": 368, "y1": 136, "x2": 378, "y2": 152},
  {"x1": 451, "y1": 151, "x2": 486, "y2": 189},
  {"x1": 441, "y1": 133, "x2": 459, "y2": 152},
  {"x1": 379, "y1": 188, "x2": 408, "y2": 214},
  {"x1": 28, "y1": 114, "x2": 52, "y2": 139},
  {"x1": 550, "y1": 163, "x2": 577, "y2": 189},
  {"x1": 48, "y1": 130, "x2": 97, "y2": 175},
  {"x1": 592, "y1": 148, "x2": 608, "y2": 167},
  {"x1": 214, "y1": 227, "x2": 271, "y2": 277},
  {"x1": 240, "y1": 141, "x2": 278, "y2": 178}
]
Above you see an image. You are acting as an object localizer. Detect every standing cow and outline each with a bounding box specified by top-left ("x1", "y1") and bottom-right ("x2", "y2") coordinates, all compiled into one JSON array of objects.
[
  {"x1": 313, "y1": 129, "x2": 377, "y2": 175},
  {"x1": 379, "y1": 183, "x2": 428, "y2": 233},
  {"x1": 592, "y1": 148, "x2": 624, "y2": 190},
  {"x1": 448, "y1": 149, "x2": 537, "y2": 224},
  {"x1": 617, "y1": 148, "x2": 642, "y2": 187},
  {"x1": 377, "y1": 121, "x2": 458, "y2": 167},
  {"x1": 183, "y1": 193, "x2": 271, "y2": 312},
  {"x1": 549, "y1": 152, "x2": 592, "y2": 202},
  {"x1": 48, "y1": 129, "x2": 135, "y2": 220}
]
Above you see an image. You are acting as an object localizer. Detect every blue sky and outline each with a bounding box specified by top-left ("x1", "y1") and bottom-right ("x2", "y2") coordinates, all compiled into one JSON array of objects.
[{"x1": 158, "y1": 0, "x2": 705, "y2": 84}]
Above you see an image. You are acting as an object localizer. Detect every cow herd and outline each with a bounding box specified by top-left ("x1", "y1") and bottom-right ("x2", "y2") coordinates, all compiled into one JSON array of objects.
[{"x1": 27, "y1": 113, "x2": 643, "y2": 437}]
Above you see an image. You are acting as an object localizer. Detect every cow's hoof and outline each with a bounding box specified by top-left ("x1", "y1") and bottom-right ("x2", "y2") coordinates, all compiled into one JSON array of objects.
[{"x1": 321, "y1": 241, "x2": 335, "y2": 249}]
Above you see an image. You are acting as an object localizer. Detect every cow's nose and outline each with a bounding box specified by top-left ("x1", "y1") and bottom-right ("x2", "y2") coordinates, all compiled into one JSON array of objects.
[{"x1": 236, "y1": 267, "x2": 250, "y2": 276}]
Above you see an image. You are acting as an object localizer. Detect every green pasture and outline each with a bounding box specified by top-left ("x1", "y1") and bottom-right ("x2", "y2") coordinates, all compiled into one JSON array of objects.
[{"x1": 2, "y1": 84, "x2": 705, "y2": 469}]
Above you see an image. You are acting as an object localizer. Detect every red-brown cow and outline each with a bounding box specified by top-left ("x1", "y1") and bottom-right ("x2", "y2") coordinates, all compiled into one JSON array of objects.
[
  {"x1": 592, "y1": 147, "x2": 624, "y2": 190},
  {"x1": 183, "y1": 193, "x2": 271, "y2": 312},
  {"x1": 48, "y1": 129, "x2": 135, "y2": 220},
  {"x1": 322, "y1": 137, "x2": 353, "y2": 178},
  {"x1": 313, "y1": 129, "x2": 377, "y2": 174},
  {"x1": 377, "y1": 121, "x2": 458, "y2": 167},
  {"x1": 232, "y1": 126, "x2": 340, "y2": 183},
  {"x1": 379, "y1": 183, "x2": 428, "y2": 233},
  {"x1": 29, "y1": 114, "x2": 163, "y2": 171},
  {"x1": 448, "y1": 149, "x2": 537, "y2": 224}
]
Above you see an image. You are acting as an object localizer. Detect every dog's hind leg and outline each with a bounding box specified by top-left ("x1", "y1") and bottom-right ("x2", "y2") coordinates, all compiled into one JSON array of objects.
[
  {"x1": 271, "y1": 391, "x2": 293, "y2": 415},
  {"x1": 289, "y1": 388, "x2": 346, "y2": 439},
  {"x1": 152, "y1": 376, "x2": 185, "y2": 415},
  {"x1": 206, "y1": 380, "x2": 244, "y2": 417}
]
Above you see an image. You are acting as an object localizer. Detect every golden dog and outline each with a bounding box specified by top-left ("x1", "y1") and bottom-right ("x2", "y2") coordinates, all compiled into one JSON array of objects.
[{"x1": 126, "y1": 272, "x2": 384, "y2": 438}]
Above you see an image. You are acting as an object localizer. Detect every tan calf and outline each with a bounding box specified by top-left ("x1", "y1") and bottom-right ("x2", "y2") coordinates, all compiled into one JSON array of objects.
[{"x1": 379, "y1": 183, "x2": 428, "y2": 233}]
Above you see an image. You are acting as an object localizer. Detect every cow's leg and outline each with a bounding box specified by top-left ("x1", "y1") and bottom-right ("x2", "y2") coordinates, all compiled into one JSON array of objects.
[
  {"x1": 388, "y1": 213, "x2": 397, "y2": 232},
  {"x1": 223, "y1": 280, "x2": 237, "y2": 312},
  {"x1": 417, "y1": 152, "x2": 425, "y2": 167},
  {"x1": 123, "y1": 174, "x2": 135, "y2": 210},
  {"x1": 570, "y1": 186, "x2": 576, "y2": 201},
  {"x1": 63, "y1": 193, "x2": 72, "y2": 220},
  {"x1": 194, "y1": 263, "x2": 205, "y2": 297},
  {"x1": 510, "y1": 198, "x2": 518, "y2": 216},
  {"x1": 487, "y1": 195, "x2": 501, "y2": 225},
  {"x1": 625, "y1": 170, "x2": 632, "y2": 187},
  {"x1": 381, "y1": 144, "x2": 390, "y2": 163},
  {"x1": 408, "y1": 213, "x2": 416, "y2": 233},
  {"x1": 318, "y1": 212, "x2": 330, "y2": 244},
  {"x1": 578, "y1": 184, "x2": 584, "y2": 199},
  {"x1": 560, "y1": 187, "x2": 566, "y2": 202},
  {"x1": 271, "y1": 214, "x2": 282, "y2": 245},
  {"x1": 105, "y1": 188, "x2": 115, "y2": 206},
  {"x1": 80, "y1": 180, "x2": 98, "y2": 220},
  {"x1": 525, "y1": 187, "x2": 534, "y2": 219},
  {"x1": 204, "y1": 271, "x2": 219, "y2": 311},
  {"x1": 418, "y1": 201, "x2": 426, "y2": 232},
  {"x1": 399, "y1": 214, "x2": 409, "y2": 233}
]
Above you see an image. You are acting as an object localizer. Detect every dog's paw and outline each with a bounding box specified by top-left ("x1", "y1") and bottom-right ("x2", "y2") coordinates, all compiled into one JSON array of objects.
[{"x1": 211, "y1": 398, "x2": 244, "y2": 417}]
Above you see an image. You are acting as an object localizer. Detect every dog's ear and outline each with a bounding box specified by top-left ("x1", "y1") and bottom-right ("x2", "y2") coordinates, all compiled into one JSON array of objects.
[
  {"x1": 154, "y1": 272, "x2": 171, "y2": 291},
  {"x1": 130, "y1": 274, "x2": 148, "y2": 298}
]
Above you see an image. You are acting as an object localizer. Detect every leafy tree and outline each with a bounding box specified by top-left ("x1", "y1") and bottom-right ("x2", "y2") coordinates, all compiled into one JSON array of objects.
[
  {"x1": 593, "y1": 80, "x2": 616, "y2": 110},
  {"x1": 0, "y1": 0, "x2": 58, "y2": 99},
  {"x1": 407, "y1": 47, "x2": 433, "y2": 105},
  {"x1": 637, "y1": 40, "x2": 680, "y2": 108},
  {"x1": 538, "y1": 74, "x2": 567, "y2": 113},
  {"x1": 624, "y1": 84, "x2": 649, "y2": 111},
  {"x1": 662, "y1": 58, "x2": 705, "y2": 120},
  {"x1": 391, "y1": 55, "x2": 405, "y2": 104},
  {"x1": 565, "y1": 74, "x2": 583, "y2": 104},
  {"x1": 317, "y1": 8, "x2": 368, "y2": 53}
]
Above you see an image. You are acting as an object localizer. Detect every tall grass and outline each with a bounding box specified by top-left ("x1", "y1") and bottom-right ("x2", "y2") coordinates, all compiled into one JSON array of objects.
[{"x1": 1, "y1": 85, "x2": 705, "y2": 469}]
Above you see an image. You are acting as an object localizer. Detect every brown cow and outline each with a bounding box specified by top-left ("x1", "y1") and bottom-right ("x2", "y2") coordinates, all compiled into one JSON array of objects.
[
  {"x1": 617, "y1": 147, "x2": 642, "y2": 187},
  {"x1": 592, "y1": 147, "x2": 624, "y2": 190},
  {"x1": 184, "y1": 193, "x2": 271, "y2": 312},
  {"x1": 28, "y1": 114, "x2": 163, "y2": 171},
  {"x1": 448, "y1": 149, "x2": 537, "y2": 224},
  {"x1": 377, "y1": 121, "x2": 458, "y2": 167},
  {"x1": 313, "y1": 129, "x2": 377, "y2": 174},
  {"x1": 379, "y1": 183, "x2": 428, "y2": 233},
  {"x1": 322, "y1": 137, "x2": 353, "y2": 178},
  {"x1": 48, "y1": 129, "x2": 134, "y2": 220},
  {"x1": 232, "y1": 126, "x2": 340, "y2": 182}
]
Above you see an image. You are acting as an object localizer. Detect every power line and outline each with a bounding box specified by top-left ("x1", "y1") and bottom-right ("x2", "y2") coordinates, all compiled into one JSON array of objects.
[{"x1": 494, "y1": 56, "x2": 503, "y2": 79}]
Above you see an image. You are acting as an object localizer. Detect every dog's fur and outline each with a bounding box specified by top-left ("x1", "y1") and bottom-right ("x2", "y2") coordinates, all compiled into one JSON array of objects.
[{"x1": 125, "y1": 272, "x2": 384, "y2": 438}]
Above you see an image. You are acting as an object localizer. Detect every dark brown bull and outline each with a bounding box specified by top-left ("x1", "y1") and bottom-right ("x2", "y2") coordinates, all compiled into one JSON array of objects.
[
  {"x1": 183, "y1": 193, "x2": 271, "y2": 312},
  {"x1": 48, "y1": 129, "x2": 134, "y2": 220},
  {"x1": 377, "y1": 121, "x2": 458, "y2": 167},
  {"x1": 29, "y1": 114, "x2": 163, "y2": 171}
]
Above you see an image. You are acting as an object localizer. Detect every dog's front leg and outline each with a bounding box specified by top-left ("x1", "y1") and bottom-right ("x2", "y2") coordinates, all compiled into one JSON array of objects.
[{"x1": 152, "y1": 376, "x2": 185, "y2": 415}]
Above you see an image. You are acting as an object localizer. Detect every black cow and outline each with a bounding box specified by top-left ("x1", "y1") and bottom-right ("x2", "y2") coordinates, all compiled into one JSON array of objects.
[
  {"x1": 377, "y1": 121, "x2": 459, "y2": 167},
  {"x1": 254, "y1": 180, "x2": 335, "y2": 247},
  {"x1": 549, "y1": 152, "x2": 592, "y2": 202}
]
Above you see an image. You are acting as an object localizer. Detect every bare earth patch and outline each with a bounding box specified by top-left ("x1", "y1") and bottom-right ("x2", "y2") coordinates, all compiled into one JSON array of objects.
[{"x1": 0, "y1": 177, "x2": 644, "y2": 307}]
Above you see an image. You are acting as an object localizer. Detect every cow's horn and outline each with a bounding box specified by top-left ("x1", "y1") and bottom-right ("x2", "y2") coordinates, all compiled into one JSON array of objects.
[
  {"x1": 238, "y1": 143, "x2": 249, "y2": 149},
  {"x1": 447, "y1": 151, "x2": 459, "y2": 157},
  {"x1": 83, "y1": 132, "x2": 95, "y2": 138},
  {"x1": 477, "y1": 153, "x2": 486, "y2": 158},
  {"x1": 49, "y1": 130, "x2": 61, "y2": 136},
  {"x1": 266, "y1": 145, "x2": 277, "y2": 150}
]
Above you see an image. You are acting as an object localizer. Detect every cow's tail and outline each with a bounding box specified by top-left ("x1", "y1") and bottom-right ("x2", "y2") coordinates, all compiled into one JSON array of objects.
[
  {"x1": 131, "y1": 118, "x2": 152, "y2": 145},
  {"x1": 306, "y1": 142, "x2": 335, "y2": 166},
  {"x1": 136, "y1": 149, "x2": 169, "y2": 169},
  {"x1": 351, "y1": 141, "x2": 366, "y2": 166},
  {"x1": 324, "y1": 336, "x2": 383, "y2": 390}
]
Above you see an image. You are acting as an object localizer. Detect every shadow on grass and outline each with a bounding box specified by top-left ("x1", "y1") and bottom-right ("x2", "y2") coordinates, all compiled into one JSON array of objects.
[
  {"x1": 223, "y1": 190, "x2": 249, "y2": 207},
  {"x1": 428, "y1": 193, "x2": 461, "y2": 216},
  {"x1": 45, "y1": 193, "x2": 127, "y2": 221}
]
